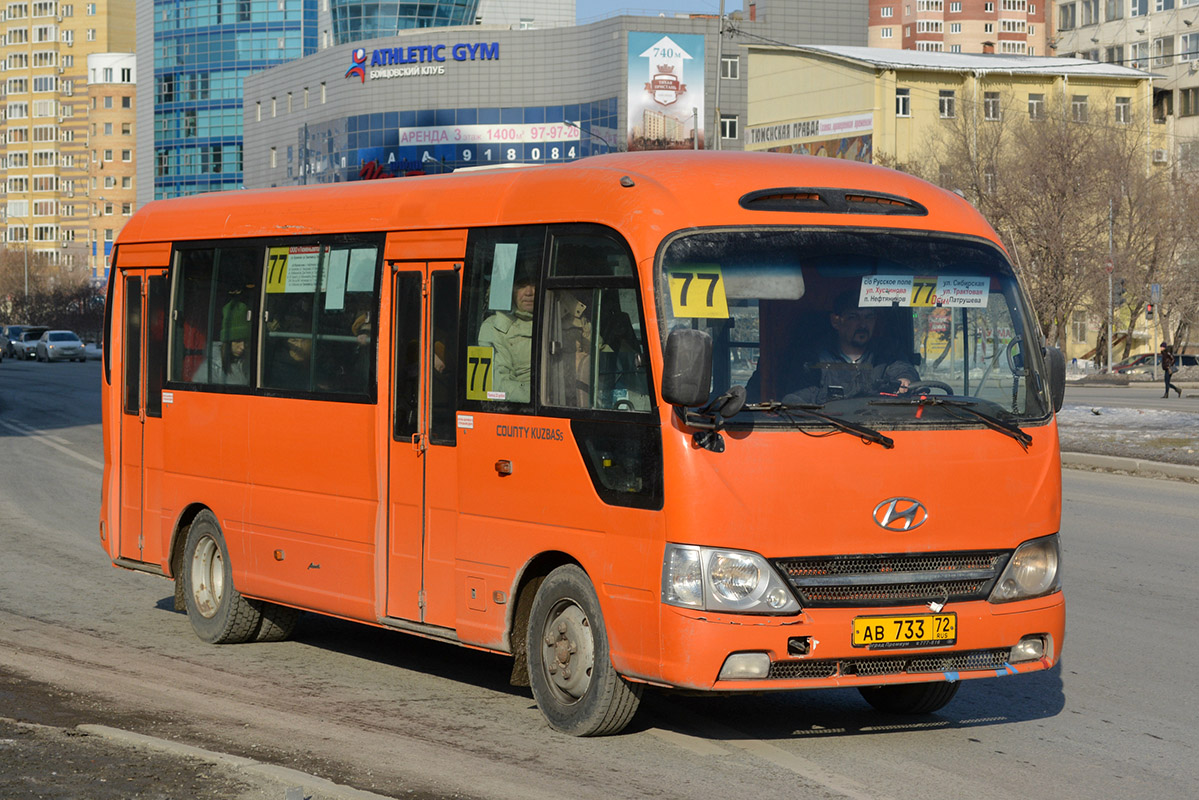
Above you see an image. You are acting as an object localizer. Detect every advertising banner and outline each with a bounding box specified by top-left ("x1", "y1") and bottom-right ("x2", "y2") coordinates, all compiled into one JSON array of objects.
[{"x1": 626, "y1": 32, "x2": 705, "y2": 151}]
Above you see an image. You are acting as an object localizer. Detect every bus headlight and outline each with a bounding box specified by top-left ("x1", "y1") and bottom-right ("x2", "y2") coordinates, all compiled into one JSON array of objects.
[
  {"x1": 990, "y1": 534, "x2": 1061, "y2": 603},
  {"x1": 663, "y1": 544, "x2": 800, "y2": 615}
]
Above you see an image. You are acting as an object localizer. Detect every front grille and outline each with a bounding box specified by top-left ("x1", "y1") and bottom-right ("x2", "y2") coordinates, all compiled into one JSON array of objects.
[
  {"x1": 767, "y1": 648, "x2": 1012, "y2": 681},
  {"x1": 774, "y1": 550, "x2": 1009, "y2": 607}
]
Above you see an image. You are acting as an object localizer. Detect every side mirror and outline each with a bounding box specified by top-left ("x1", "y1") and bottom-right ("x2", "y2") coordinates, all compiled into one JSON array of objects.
[
  {"x1": 1044, "y1": 346, "x2": 1066, "y2": 413},
  {"x1": 662, "y1": 328, "x2": 712, "y2": 407}
]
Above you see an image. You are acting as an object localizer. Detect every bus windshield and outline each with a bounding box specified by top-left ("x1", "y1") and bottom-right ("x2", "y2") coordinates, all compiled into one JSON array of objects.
[{"x1": 658, "y1": 227, "x2": 1052, "y2": 427}]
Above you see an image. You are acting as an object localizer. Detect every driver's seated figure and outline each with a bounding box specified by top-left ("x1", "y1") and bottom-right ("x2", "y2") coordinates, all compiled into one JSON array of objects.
[{"x1": 782, "y1": 290, "x2": 918, "y2": 404}]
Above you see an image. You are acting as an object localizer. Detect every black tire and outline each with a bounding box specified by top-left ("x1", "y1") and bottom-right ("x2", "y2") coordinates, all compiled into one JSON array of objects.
[
  {"x1": 859, "y1": 681, "x2": 960, "y2": 714},
  {"x1": 250, "y1": 600, "x2": 300, "y2": 642},
  {"x1": 181, "y1": 510, "x2": 263, "y2": 644},
  {"x1": 526, "y1": 565, "x2": 642, "y2": 736}
]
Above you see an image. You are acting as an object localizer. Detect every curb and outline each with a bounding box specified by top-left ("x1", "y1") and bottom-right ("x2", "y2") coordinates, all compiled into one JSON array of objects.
[
  {"x1": 1061, "y1": 452, "x2": 1199, "y2": 481},
  {"x1": 77, "y1": 724, "x2": 396, "y2": 800}
]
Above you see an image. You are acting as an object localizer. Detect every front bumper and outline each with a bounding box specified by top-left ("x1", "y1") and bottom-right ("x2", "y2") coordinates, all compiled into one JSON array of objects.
[{"x1": 649, "y1": 592, "x2": 1064, "y2": 691}]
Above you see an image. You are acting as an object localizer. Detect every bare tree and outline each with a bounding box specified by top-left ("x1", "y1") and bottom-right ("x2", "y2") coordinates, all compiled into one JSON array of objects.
[{"x1": 895, "y1": 94, "x2": 1194, "y2": 364}]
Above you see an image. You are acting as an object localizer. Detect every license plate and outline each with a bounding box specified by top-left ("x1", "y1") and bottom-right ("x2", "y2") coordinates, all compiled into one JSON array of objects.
[{"x1": 852, "y1": 613, "x2": 956, "y2": 649}]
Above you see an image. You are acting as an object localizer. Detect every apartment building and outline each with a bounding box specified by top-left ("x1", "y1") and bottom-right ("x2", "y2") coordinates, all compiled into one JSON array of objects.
[
  {"x1": 1, "y1": 0, "x2": 133, "y2": 282},
  {"x1": 1054, "y1": 0, "x2": 1199, "y2": 171},
  {"x1": 868, "y1": 0, "x2": 1052, "y2": 55},
  {"x1": 85, "y1": 51, "x2": 133, "y2": 278}
]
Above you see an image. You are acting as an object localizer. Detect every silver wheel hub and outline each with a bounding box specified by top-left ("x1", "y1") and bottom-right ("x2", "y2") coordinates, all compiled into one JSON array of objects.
[
  {"x1": 542, "y1": 602, "x2": 595, "y2": 701},
  {"x1": 190, "y1": 535, "x2": 224, "y2": 619}
]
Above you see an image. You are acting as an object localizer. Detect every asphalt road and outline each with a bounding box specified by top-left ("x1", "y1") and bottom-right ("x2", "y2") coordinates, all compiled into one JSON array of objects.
[{"x1": 2, "y1": 359, "x2": 1198, "y2": 799}]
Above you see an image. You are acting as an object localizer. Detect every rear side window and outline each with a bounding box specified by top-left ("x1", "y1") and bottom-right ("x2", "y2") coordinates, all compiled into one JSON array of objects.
[{"x1": 170, "y1": 247, "x2": 261, "y2": 388}]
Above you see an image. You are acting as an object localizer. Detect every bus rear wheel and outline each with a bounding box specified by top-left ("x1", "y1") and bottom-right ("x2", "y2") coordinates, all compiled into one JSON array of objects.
[
  {"x1": 858, "y1": 681, "x2": 960, "y2": 714},
  {"x1": 182, "y1": 510, "x2": 263, "y2": 644},
  {"x1": 526, "y1": 565, "x2": 642, "y2": 736}
]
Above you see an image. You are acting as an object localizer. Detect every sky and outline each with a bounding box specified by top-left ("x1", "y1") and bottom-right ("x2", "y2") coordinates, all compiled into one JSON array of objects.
[{"x1": 576, "y1": 1, "x2": 728, "y2": 24}]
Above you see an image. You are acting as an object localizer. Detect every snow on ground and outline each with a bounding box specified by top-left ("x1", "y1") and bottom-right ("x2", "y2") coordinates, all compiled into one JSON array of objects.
[{"x1": 1057, "y1": 403, "x2": 1199, "y2": 466}]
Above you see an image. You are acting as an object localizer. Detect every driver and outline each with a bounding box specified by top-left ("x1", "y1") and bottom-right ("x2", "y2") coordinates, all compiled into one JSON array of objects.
[{"x1": 783, "y1": 290, "x2": 918, "y2": 404}]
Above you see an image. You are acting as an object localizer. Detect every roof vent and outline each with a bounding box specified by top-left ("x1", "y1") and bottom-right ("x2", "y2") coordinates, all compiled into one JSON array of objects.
[{"x1": 739, "y1": 187, "x2": 928, "y2": 216}]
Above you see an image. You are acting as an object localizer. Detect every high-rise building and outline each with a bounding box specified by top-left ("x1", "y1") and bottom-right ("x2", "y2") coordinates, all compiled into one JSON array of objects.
[
  {"x1": 2, "y1": 0, "x2": 134, "y2": 280},
  {"x1": 867, "y1": 0, "x2": 1051, "y2": 56},
  {"x1": 86, "y1": 51, "x2": 134, "y2": 279}
]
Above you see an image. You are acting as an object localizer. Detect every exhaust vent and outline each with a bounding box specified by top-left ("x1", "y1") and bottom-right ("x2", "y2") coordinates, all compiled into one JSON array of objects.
[{"x1": 739, "y1": 187, "x2": 928, "y2": 216}]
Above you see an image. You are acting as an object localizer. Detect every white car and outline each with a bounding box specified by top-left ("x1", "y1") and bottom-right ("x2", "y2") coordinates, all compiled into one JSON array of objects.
[
  {"x1": 14, "y1": 331, "x2": 43, "y2": 359},
  {"x1": 35, "y1": 330, "x2": 87, "y2": 362}
]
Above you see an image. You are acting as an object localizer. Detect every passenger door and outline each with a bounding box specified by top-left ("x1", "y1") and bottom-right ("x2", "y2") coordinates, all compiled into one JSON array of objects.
[
  {"x1": 115, "y1": 247, "x2": 171, "y2": 566},
  {"x1": 386, "y1": 263, "x2": 460, "y2": 626}
]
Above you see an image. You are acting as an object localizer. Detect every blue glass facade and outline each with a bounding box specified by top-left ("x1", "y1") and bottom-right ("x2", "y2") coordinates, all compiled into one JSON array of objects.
[
  {"x1": 331, "y1": 0, "x2": 479, "y2": 45},
  {"x1": 154, "y1": 0, "x2": 320, "y2": 199},
  {"x1": 287, "y1": 99, "x2": 620, "y2": 184}
]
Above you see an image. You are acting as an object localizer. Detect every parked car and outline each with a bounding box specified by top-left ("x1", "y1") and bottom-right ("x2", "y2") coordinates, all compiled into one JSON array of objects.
[
  {"x1": 4, "y1": 324, "x2": 33, "y2": 358},
  {"x1": 14, "y1": 328, "x2": 49, "y2": 359},
  {"x1": 1111, "y1": 352, "x2": 1198, "y2": 374},
  {"x1": 35, "y1": 330, "x2": 87, "y2": 362}
]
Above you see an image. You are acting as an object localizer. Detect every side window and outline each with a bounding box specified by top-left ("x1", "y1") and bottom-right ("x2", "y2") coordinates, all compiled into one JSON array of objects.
[
  {"x1": 169, "y1": 246, "x2": 261, "y2": 388},
  {"x1": 393, "y1": 271, "x2": 422, "y2": 439},
  {"x1": 169, "y1": 249, "x2": 216, "y2": 384},
  {"x1": 262, "y1": 242, "x2": 379, "y2": 396},
  {"x1": 462, "y1": 226, "x2": 545, "y2": 409},
  {"x1": 541, "y1": 229, "x2": 651, "y2": 412}
]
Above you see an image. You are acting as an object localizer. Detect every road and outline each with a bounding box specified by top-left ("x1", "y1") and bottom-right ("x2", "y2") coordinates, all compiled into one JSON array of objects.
[{"x1": 2, "y1": 358, "x2": 1198, "y2": 799}]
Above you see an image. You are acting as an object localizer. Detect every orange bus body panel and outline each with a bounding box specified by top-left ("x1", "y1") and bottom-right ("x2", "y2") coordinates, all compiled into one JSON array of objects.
[{"x1": 102, "y1": 152, "x2": 1062, "y2": 704}]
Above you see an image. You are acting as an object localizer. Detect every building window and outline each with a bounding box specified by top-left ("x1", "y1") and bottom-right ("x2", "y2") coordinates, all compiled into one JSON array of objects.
[
  {"x1": 720, "y1": 114, "x2": 739, "y2": 140},
  {"x1": 103, "y1": 148, "x2": 113, "y2": 161},
  {"x1": 122, "y1": 149, "x2": 131, "y2": 161},
  {"x1": 1028, "y1": 92, "x2": 1045, "y2": 120},
  {"x1": 1059, "y1": 2, "x2": 1076, "y2": 29},
  {"x1": 950, "y1": 22, "x2": 961, "y2": 32},
  {"x1": 1181, "y1": 87, "x2": 1199, "y2": 117},
  {"x1": 721, "y1": 55, "x2": 739, "y2": 80},
  {"x1": 950, "y1": 1, "x2": 961, "y2": 10},
  {"x1": 984, "y1": 0, "x2": 994, "y2": 9},
  {"x1": 881, "y1": 26, "x2": 893, "y2": 38},
  {"x1": 1183, "y1": 33, "x2": 1199, "y2": 62},
  {"x1": 896, "y1": 88, "x2": 911, "y2": 117},
  {"x1": 984, "y1": 91, "x2": 1001, "y2": 120},
  {"x1": 270, "y1": 146, "x2": 277, "y2": 168},
  {"x1": 939, "y1": 89, "x2": 956, "y2": 118},
  {"x1": 984, "y1": 22, "x2": 994, "y2": 32},
  {"x1": 881, "y1": 5, "x2": 894, "y2": 16},
  {"x1": 1072, "y1": 94, "x2": 1088, "y2": 122},
  {"x1": 1103, "y1": 0, "x2": 1122, "y2": 20},
  {"x1": 1115, "y1": 96, "x2": 1131, "y2": 123}
]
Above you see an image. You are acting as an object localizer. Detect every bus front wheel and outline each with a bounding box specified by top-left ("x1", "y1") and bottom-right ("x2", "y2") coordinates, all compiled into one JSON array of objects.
[
  {"x1": 182, "y1": 510, "x2": 264, "y2": 644},
  {"x1": 526, "y1": 565, "x2": 642, "y2": 736},
  {"x1": 858, "y1": 681, "x2": 960, "y2": 714}
]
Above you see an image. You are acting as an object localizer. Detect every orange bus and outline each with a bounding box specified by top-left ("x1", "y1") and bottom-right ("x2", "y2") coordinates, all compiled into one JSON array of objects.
[{"x1": 101, "y1": 152, "x2": 1066, "y2": 736}]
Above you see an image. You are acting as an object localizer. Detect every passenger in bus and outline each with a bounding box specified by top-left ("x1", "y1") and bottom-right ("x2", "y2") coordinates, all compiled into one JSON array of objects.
[
  {"x1": 478, "y1": 273, "x2": 535, "y2": 402},
  {"x1": 781, "y1": 290, "x2": 918, "y2": 404},
  {"x1": 267, "y1": 313, "x2": 313, "y2": 391},
  {"x1": 195, "y1": 300, "x2": 251, "y2": 385}
]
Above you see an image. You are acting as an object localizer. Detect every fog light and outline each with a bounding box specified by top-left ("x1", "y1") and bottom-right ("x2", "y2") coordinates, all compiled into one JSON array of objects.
[
  {"x1": 1011, "y1": 636, "x2": 1045, "y2": 663},
  {"x1": 718, "y1": 652, "x2": 771, "y2": 681}
]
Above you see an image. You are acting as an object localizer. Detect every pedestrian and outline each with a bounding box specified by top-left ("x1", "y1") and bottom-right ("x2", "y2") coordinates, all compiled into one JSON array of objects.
[{"x1": 1161, "y1": 341, "x2": 1182, "y2": 398}]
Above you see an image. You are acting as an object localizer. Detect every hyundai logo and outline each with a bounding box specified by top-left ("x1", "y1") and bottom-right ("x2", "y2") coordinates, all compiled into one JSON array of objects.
[{"x1": 873, "y1": 498, "x2": 928, "y2": 531}]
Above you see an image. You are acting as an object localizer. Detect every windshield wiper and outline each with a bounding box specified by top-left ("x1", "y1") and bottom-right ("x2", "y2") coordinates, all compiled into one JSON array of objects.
[
  {"x1": 872, "y1": 396, "x2": 1032, "y2": 450},
  {"x1": 744, "y1": 401, "x2": 895, "y2": 449}
]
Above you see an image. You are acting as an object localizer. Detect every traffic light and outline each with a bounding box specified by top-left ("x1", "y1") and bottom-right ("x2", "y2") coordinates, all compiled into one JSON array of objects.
[
  {"x1": 1146, "y1": 302, "x2": 1154, "y2": 320},
  {"x1": 1113, "y1": 278, "x2": 1127, "y2": 306}
]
